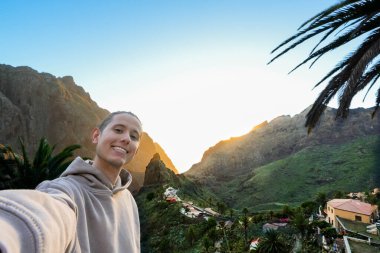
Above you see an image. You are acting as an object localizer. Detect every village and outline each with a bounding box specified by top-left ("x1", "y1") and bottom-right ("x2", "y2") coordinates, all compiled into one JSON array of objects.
[{"x1": 163, "y1": 186, "x2": 380, "y2": 252}]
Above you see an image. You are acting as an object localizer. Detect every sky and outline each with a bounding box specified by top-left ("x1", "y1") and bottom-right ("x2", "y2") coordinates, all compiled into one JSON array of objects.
[{"x1": 0, "y1": 1, "x2": 376, "y2": 173}]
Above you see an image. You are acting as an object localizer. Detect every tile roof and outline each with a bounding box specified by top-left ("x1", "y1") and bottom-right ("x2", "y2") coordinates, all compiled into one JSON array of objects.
[{"x1": 328, "y1": 199, "x2": 374, "y2": 216}]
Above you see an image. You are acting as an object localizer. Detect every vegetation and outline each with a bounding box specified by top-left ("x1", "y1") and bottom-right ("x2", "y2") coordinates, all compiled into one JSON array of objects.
[
  {"x1": 269, "y1": 0, "x2": 380, "y2": 131},
  {"x1": 136, "y1": 182, "x2": 337, "y2": 253},
  {"x1": 137, "y1": 185, "x2": 219, "y2": 252},
  {"x1": 215, "y1": 135, "x2": 379, "y2": 211},
  {"x1": 0, "y1": 137, "x2": 80, "y2": 189},
  {"x1": 255, "y1": 229, "x2": 291, "y2": 253}
]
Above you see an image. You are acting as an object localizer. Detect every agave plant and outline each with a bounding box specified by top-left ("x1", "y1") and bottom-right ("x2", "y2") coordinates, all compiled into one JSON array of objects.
[{"x1": 269, "y1": 0, "x2": 380, "y2": 132}]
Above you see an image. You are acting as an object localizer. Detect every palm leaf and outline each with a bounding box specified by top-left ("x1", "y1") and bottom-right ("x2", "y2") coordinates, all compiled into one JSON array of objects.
[
  {"x1": 269, "y1": 0, "x2": 380, "y2": 130},
  {"x1": 48, "y1": 144, "x2": 80, "y2": 179}
]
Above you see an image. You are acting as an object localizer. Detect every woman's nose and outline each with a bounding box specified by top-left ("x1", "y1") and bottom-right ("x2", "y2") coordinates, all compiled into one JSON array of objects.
[{"x1": 121, "y1": 133, "x2": 131, "y2": 143}]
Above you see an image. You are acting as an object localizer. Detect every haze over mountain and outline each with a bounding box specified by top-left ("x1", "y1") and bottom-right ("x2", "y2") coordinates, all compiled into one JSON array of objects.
[
  {"x1": 0, "y1": 64, "x2": 178, "y2": 190},
  {"x1": 186, "y1": 106, "x2": 380, "y2": 179},
  {"x1": 185, "y1": 106, "x2": 380, "y2": 210}
]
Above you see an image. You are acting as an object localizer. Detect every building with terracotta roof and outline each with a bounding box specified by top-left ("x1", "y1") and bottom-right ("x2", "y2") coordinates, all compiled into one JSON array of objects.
[{"x1": 326, "y1": 199, "x2": 378, "y2": 226}]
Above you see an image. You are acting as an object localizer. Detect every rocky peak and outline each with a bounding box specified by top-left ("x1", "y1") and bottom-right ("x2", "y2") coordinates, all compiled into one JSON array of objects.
[{"x1": 143, "y1": 153, "x2": 178, "y2": 186}]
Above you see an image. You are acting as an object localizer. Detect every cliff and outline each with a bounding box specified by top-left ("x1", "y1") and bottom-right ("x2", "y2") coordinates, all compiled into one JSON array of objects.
[{"x1": 0, "y1": 64, "x2": 178, "y2": 191}]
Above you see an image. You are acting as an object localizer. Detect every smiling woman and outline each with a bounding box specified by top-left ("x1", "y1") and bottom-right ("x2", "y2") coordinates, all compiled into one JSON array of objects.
[
  {"x1": 0, "y1": 111, "x2": 143, "y2": 253},
  {"x1": 92, "y1": 112, "x2": 143, "y2": 182}
]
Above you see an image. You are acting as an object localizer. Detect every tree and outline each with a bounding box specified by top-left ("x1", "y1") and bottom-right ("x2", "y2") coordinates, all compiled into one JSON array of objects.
[
  {"x1": 241, "y1": 207, "x2": 250, "y2": 249},
  {"x1": 301, "y1": 201, "x2": 318, "y2": 217},
  {"x1": 186, "y1": 225, "x2": 196, "y2": 246},
  {"x1": 207, "y1": 227, "x2": 218, "y2": 246},
  {"x1": 146, "y1": 192, "x2": 156, "y2": 201},
  {"x1": 206, "y1": 217, "x2": 217, "y2": 231},
  {"x1": 333, "y1": 190, "x2": 346, "y2": 199},
  {"x1": 202, "y1": 237, "x2": 212, "y2": 253},
  {"x1": 281, "y1": 205, "x2": 293, "y2": 218},
  {"x1": 315, "y1": 192, "x2": 327, "y2": 209},
  {"x1": 9, "y1": 137, "x2": 80, "y2": 189},
  {"x1": 269, "y1": 0, "x2": 380, "y2": 132},
  {"x1": 256, "y1": 229, "x2": 290, "y2": 253},
  {"x1": 208, "y1": 197, "x2": 213, "y2": 206},
  {"x1": 366, "y1": 193, "x2": 378, "y2": 205},
  {"x1": 217, "y1": 202, "x2": 227, "y2": 215},
  {"x1": 321, "y1": 227, "x2": 338, "y2": 239},
  {"x1": 229, "y1": 208, "x2": 234, "y2": 219},
  {"x1": 292, "y1": 211, "x2": 309, "y2": 239}
]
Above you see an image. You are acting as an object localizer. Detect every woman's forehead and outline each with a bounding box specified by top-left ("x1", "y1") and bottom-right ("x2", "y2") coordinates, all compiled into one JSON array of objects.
[{"x1": 109, "y1": 114, "x2": 142, "y2": 132}]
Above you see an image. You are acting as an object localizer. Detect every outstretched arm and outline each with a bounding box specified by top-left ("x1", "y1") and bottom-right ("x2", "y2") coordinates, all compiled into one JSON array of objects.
[{"x1": 0, "y1": 190, "x2": 78, "y2": 253}]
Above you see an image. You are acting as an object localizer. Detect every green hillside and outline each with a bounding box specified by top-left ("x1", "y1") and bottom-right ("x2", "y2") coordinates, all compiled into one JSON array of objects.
[
  {"x1": 136, "y1": 175, "x2": 223, "y2": 253},
  {"x1": 217, "y1": 135, "x2": 380, "y2": 212}
]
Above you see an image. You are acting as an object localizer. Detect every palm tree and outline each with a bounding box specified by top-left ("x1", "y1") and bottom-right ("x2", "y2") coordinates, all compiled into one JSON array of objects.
[
  {"x1": 315, "y1": 192, "x2": 327, "y2": 209},
  {"x1": 229, "y1": 208, "x2": 234, "y2": 219},
  {"x1": 241, "y1": 207, "x2": 250, "y2": 247},
  {"x1": 202, "y1": 237, "x2": 212, "y2": 253},
  {"x1": 292, "y1": 211, "x2": 309, "y2": 239},
  {"x1": 269, "y1": 0, "x2": 380, "y2": 132},
  {"x1": 186, "y1": 225, "x2": 196, "y2": 246},
  {"x1": 256, "y1": 229, "x2": 290, "y2": 253},
  {"x1": 13, "y1": 137, "x2": 80, "y2": 189}
]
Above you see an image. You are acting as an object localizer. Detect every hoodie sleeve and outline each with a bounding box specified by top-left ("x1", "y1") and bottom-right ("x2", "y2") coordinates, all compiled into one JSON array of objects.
[{"x1": 0, "y1": 190, "x2": 78, "y2": 253}]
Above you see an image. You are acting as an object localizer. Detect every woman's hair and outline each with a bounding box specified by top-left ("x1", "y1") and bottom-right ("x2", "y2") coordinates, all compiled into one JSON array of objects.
[{"x1": 98, "y1": 111, "x2": 142, "y2": 132}]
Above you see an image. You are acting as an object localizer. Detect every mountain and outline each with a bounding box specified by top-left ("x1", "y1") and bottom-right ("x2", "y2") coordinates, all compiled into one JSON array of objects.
[
  {"x1": 185, "y1": 106, "x2": 380, "y2": 211},
  {"x1": 143, "y1": 153, "x2": 179, "y2": 186},
  {"x1": 0, "y1": 64, "x2": 178, "y2": 190},
  {"x1": 136, "y1": 154, "x2": 221, "y2": 253}
]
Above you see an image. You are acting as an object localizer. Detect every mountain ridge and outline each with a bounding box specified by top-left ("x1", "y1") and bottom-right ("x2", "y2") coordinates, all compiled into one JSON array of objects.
[
  {"x1": 0, "y1": 64, "x2": 178, "y2": 191},
  {"x1": 185, "y1": 106, "x2": 380, "y2": 197}
]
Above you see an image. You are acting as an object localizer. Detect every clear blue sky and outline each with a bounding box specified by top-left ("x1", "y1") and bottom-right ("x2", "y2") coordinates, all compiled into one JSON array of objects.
[{"x1": 0, "y1": 1, "x2": 374, "y2": 172}]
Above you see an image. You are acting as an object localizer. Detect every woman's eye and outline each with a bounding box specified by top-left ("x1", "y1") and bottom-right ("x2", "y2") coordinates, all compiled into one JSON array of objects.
[
  {"x1": 114, "y1": 128, "x2": 123, "y2": 133},
  {"x1": 131, "y1": 135, "x2": 139, "y2": 141}
]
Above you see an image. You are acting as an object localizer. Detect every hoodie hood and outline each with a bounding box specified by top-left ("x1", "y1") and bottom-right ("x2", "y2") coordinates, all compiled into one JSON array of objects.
[{"x1": 61, "y1": 157, "x2": 132, "y2": 194}]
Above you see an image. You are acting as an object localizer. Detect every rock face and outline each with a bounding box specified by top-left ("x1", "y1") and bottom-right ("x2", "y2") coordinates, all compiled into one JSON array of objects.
[
  {"x1": 143, "y1": 153, "x2": 178, "y2": 186},
  {"x1": 0, "y1": 65, "x2": 108, "y2": 157},
  {"x1": 0, "y1": 64, "x2": 178, "y2": 191},
  {"x1": 128, "y1": 133, "x2": 178, "y2": 188},
  {"x1": 185, "y1": 106, "x2": 380, "y2": 183}
]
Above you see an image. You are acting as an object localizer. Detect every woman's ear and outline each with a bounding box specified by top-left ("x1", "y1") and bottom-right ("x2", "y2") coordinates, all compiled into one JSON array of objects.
[{"x1": 92, "y1": 128, "x2": 101, "y2": 144}]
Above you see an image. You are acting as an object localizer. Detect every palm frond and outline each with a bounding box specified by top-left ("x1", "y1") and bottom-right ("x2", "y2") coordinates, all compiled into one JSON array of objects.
[
  {"x1": 373, "y1": 88, "x2": 380, "y2": 117},
  {"x1": 306, "y1": 76, "x2": 344, "y2": 132},
  {"x1": 272, "y1": 0, "x2": 380, "y2": 59},
  {"x1": 337, "y1": 31, "x2": 380, "y2": 117},
  {"x1": 309, "y1": 27, "x2": 340, "y2": 56},
  {"x1": 306, "y1": 1, "x2": 379, "y2": 30},
  {"x1": 269, "y1": 0, "x2": 380, "y2": 130},
  {"x1": 361, "y1": 63, "x2": 380, "y2": 100},
  {"x1": 298, "y1": 0, "x2": 361, "y2": 29},
  {"x1": 16, "y1": 137, "x2": 31, "y2": 176},
  {"x1": 288, "y1": 19, "x2": 380, "y2": 74},
  {"x1": 48, "y1": 144, "x2": 80, "y2": 179}
]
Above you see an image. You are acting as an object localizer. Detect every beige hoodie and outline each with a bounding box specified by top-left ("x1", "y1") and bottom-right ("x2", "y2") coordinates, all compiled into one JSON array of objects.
[{"x1": 0, "y1": 157, "x2": 140, "y2": 253}]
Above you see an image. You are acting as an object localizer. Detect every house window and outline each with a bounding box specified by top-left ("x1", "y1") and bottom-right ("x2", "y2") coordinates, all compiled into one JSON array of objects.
[{"x1": 355, "y1": 215, "x2": 362, "y2": 222}]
